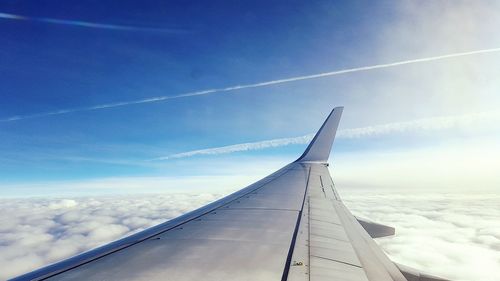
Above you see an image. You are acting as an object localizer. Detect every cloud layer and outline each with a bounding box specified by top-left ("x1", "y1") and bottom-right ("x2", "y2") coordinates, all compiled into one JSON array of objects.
[
  {"x1": 0, "y1": 194, "x2": 219, "y2": 279},
  {"x1": 1, "y1": 192, "x2": 498, "y2": 280},
  {"x1": 342, "y1": 192, "x2": 500, "y2": 281}
]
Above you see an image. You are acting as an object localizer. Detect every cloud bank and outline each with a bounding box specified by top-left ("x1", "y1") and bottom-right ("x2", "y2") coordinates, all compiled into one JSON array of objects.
[
  {"x1": 152, "y1": 110, "x2": 500, "y2": 160},
  {"x1": 0, "y1": 193, "x2": 220, "y2": 279},
  {"x1": 342, "y1": 192, "x2": 500, "y2": 281},
  {"x1": 1, "y1": 48, "x2": 500, "y2": 122},
  {"x1": 0, "y1": 192, "x2": 498, "y2": 280}
]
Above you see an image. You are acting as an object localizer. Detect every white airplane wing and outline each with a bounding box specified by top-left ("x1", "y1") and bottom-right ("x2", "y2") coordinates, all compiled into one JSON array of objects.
[{"x1": 11, "y1": 107, "x2": 450, "y2": 281}]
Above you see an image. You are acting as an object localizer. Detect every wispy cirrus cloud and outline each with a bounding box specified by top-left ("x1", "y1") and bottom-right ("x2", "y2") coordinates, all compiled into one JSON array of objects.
[
  {"x1": 1, "y1": 48, "x2": 500, "y2": 123},
  {"x1": 0, "y1": 12, "x2": 183, "y2": 33},
  {"x1": 151, "y1": 110, "x2": 500, "y2": 160}
]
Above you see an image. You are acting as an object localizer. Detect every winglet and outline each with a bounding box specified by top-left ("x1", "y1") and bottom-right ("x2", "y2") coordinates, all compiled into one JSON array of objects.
[{"x1": 296, "y1": 107, "x2": 343, "y2": 163}]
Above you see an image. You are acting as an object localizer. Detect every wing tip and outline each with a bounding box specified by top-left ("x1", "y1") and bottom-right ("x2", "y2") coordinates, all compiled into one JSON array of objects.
[{"x1": 296, "y1": 106, "x2": 344, "y2": 163}]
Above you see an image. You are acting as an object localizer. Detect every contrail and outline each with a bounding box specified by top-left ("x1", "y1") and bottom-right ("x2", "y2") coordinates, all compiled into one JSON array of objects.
[
  {"x1": 151, "y1": 111, "x2": 500, "y2": 160},
  {"x1": 0, "y1": 12, "x2": 183, "y2": 32},
  {"x1": 2, "y1": 47, "x2": 500, "y2": 122}
]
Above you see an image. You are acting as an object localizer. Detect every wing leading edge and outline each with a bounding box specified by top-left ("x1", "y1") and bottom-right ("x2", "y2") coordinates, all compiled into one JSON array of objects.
[{"x1": 11, "y1": 107, "x2": 450, "y2": 281}]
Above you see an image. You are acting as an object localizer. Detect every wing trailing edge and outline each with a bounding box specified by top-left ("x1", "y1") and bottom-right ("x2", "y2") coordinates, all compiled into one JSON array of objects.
[
  {"x1": 395, "y1": 263, "x2": 451, "y2": 281},
  {"x1": 296, "y1": 106, "x2": 343, "y2": 163},
  {"x1": 356, "y1": 217, "x2": 396, "y2": 238}
]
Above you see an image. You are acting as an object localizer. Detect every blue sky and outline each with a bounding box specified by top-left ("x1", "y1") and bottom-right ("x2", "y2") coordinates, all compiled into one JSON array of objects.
[{"x1": 1, "y1": 1, "x2": 500, "y2": 196}]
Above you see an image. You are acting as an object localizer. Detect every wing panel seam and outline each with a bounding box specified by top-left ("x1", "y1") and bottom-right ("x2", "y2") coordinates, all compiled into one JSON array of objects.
[
  {"x1": 310, "y1": 255, "x2": 363, "y2": 268},
  {"x1": 37, "y1": 166, "x2": 302, "y2": 281},
  {"x1": 281, "y1": 166, "x2": 312, "y2": 281}
]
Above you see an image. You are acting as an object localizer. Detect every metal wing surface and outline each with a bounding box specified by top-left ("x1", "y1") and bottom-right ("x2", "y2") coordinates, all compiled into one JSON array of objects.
[{"x1": 11, "y1": 107, "x2": 450, "y2": 281}]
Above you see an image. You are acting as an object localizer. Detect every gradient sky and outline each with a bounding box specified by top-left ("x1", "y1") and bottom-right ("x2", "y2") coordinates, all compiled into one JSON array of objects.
[{"x1": 1, "y1": 1, "x2": 500, "y2": 196}]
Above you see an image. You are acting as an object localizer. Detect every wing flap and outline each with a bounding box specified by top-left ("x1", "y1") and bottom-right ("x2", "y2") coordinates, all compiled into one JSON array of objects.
[
  {"x1": 356, "y1": 217, "x2": 396, "y2": 238},
  {"x1": 395, "y1": 263, "x2": 451, "y2": 281}
]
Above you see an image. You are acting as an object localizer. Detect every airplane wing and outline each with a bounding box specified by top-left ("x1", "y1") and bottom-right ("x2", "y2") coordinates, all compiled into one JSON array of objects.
[{"x1": 11, "y1": 107, "x2": 450, "y2": 281}]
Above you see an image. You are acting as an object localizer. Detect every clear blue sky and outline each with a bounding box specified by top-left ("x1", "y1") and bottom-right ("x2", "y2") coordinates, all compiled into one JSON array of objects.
[{"x1": 1, "y1": 1, "x2": 499, "y2": 196}]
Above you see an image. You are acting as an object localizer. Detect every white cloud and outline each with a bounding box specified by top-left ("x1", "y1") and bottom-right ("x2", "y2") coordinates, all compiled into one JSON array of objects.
[
  {"x1": 48, "y1": 199, "x2": 78, "y2": 209},
  {"x1": 366, "y1": 0, "x2": 500, "y2": 119},
  {"x1": 0, "y1": 192, "x2": 498, "y2": 280},
  {"x1": 342, "y1": 192, "x2": 500, "y2": 281},
  {"x1": 0, "y1": 194, "x2": 220, "y2": 280}
]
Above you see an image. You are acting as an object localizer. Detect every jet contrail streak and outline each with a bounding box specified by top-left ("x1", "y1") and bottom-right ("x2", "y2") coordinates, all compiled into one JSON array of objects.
[
  {"x1": 0, "y1": 12, "x2": 183, "y2": 32},
  {"x1": 151, "y1": 110, "x2": 500, "y2": 160},
  {"x1": 1, "y1": 47, "x2": 500, "y2": 122}
]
